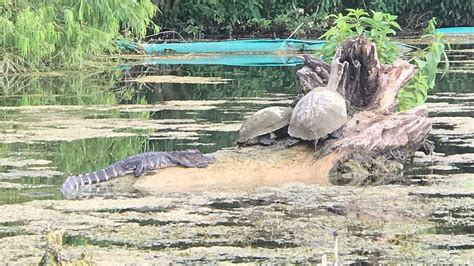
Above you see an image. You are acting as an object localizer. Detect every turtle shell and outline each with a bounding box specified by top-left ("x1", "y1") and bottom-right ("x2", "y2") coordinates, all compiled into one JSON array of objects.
[
  {"x1": 288, "y1": 88, "x2": 347, "y2": 140},
  {"x1": 237, "y1": 106, "x2": 293, "y2": 144}
]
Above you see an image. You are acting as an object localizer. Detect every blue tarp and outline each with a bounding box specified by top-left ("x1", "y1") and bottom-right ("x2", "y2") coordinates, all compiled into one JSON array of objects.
[
  {"x1": 435, "y1": 27, "x2": 474, "y2": 35},
  {"x1": 139, "y1": 54, "x2": 304, "y2": 67},
  {"x1": 121, "y1": 41, "x2": 416, "y2": 67},
  {"x1": 133, "y1": 39, "x2": 417, "y2": 55},
  {"x1": 117, "y1": 28, "x2": 473, "y2": 69},
  {"x1": 119, "y1": 27, "x2": 473, "y2": 56},
  {"x1": 141, "y1": 39, "x2": 325, "y2": 54},
  {"x1": 118, "y1": 36, "x2": 426, "y2": 68}
]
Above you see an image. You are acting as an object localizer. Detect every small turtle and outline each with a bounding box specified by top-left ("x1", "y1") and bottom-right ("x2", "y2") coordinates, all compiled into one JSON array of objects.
[
  {"x1": 236, "y1": 106, "x2": 293, "y2": 146},
  {"x1": 288, "y1": 61, "x2": 348, "y2": 146}
]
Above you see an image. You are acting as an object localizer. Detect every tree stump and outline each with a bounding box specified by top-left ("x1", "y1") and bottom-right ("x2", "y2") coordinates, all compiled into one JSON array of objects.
[{"x1": 298, "y1": 36, "x2": 431, "y2": 184}]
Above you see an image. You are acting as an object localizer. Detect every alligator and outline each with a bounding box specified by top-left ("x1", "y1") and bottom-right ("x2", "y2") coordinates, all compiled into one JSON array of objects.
[{"x1": 60, "y1": 149, "x2": 215, "y2": 194}]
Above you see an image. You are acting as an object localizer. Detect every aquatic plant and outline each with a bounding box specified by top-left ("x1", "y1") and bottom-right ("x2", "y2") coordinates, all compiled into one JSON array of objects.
[
  {"x1": 317, "y1": 9, "x2": 400, "y2": 63},
  {"x1": 398, "y1": 18, "x2": 449, "y2": 111},
  {"x1": 39, "y1": 230, "x2": 92, "y2": 265}
]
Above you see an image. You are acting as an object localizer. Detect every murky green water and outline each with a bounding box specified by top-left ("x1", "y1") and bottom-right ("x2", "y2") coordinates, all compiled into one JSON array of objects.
[
  {"x1": 0, "y1": 64, "x2": 300, "y2": 203},
  {"x1": 0, "y1": 45, "x2": 473, "y2": 206},
  {"x1": 0, "y1": 43, "x2": 473, "y2": 264}
]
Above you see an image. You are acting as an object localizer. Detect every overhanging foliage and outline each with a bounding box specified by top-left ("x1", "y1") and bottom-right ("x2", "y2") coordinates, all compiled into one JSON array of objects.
[{"x1": 0, "y1": 0, "x2": 157, "y2": 72}]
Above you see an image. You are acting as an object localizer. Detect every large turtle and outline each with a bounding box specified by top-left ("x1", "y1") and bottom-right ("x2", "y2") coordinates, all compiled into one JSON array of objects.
[
  {"x1": 288, "y1": 61, "x2": 348, "y2": 145},
  {"x1": 236, "y1": 106, "x2": 293, "y2": 146}
]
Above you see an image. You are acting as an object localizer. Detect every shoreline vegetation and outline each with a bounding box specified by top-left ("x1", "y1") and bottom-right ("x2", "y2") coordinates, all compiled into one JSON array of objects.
[
  {"x1": 2, "y1": 6, "x2": 450, "y2": 115},
  {"x1": 1, "y1": 1, "x2": 470, "y2": 74},
  {"x1": 154, "y1": 0, "x2": 472, "y2": 39}
]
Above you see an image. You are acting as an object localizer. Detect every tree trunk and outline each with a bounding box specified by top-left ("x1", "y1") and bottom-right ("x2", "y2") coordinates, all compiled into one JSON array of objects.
[{"x1": 297, "y1": 36, "x2": 431, "y2": 184}]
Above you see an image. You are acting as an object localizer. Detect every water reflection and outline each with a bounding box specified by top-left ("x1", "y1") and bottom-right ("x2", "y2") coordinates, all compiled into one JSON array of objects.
[
  {"x1": 434, "y1": 72, "x2": 474, "y2": 93},
  {"x1": 0, "y1": 74, "x2": 119, "y2": 106},
  {"x1": 117, "y1": 64, "x2": 299, "y2": 103}
]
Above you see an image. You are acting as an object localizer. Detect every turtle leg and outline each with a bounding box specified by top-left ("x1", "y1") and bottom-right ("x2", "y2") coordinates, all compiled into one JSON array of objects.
[
  {"x1": 314, "y1": 139, "x2": 321, "y2": 150},
  {"x1": 285, "y1": 137, "x2": 300, "y2": 147},
  {"x1": 258, "y1": 134, "x2": 277, "y2": 146},
  {"x1": 237, "y1": 138, "x2": 258, "y2": 147},
  {"x1": 419, "y1": 139, "x2": 435, "y2": 155},
  {"x1": 329, "y1": 128, "x2": 343, "y2": 139}
]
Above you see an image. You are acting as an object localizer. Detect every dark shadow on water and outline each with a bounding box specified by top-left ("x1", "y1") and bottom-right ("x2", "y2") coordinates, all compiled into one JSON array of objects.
[
  {"x1": 406, "y1": 164, "x2": 474, "y2": 177},
  {"x1": 429, "y1": 111, "x2": 474, "y2": 118},
  {"x1": 96, "y1": 205, "x2": 170, "y2": 214},
  {"x1": 208, "y1": 198, "x2": 279, "y2": 210},
  {"x1": 429, "y1": 135, "x2": 474, "y2": 155},
  {"x1": 432, "y1": 122, "x2": 455, "y2": 130}
]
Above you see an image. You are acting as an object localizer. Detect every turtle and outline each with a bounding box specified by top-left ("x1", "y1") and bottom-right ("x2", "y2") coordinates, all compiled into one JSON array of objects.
[
  {"x1": 236, "y1": 106, "x2": 293, "y2": 146},
  {"x1": 288, "y1": 65, "x2": 348, "y2": 146}
]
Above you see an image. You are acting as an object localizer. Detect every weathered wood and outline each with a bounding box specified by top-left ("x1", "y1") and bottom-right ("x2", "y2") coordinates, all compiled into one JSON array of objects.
[
  {"x1": 339, "y1": 37, "x2": 381, "y2": 111},
  {"x1": 321, "y1": 106, "x2": 432, "y2": 169},
  {"x1": 371, "y1": 59, "x2": 416, "y2": 112},
  {"x1": 313, "y1": 36, "x2": 428, "y2": 183},
  {"x1": 296, "y1": 55, "x2": 330, "y2": 93}
]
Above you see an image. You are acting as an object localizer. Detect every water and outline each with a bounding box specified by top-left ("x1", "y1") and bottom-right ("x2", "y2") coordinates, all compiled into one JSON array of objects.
[
  {"x1": 0, "y1": 50, "x2": 473, "y2": 204},
  {"x1": 0, "y1": 44, "x2": 473, "y2": 264},
  {"x1": 0, "y1": 64, "x2": 299, "y2": 204}
]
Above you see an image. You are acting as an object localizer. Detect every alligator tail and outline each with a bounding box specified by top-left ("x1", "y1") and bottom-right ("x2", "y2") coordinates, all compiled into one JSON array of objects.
[{"x1": 60, "y1": 164, "x2": 127, "y2": 193}]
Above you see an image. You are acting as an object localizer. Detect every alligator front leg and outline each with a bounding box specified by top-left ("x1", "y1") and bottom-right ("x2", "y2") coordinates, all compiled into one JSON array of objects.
[
  {"x1": 134, "y1": 160, "x2": 144, "y2": 177},
  {"x1": 123, "y1": 160, "x2": 145, "y2": 177}
]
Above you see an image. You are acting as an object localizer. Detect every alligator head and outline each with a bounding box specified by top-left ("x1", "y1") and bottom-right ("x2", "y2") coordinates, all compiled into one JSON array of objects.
[{"x1": 170, "y1": 149, "x2": 216, "y2": 167}]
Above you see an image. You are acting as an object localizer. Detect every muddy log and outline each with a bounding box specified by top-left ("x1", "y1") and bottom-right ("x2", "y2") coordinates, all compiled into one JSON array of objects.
[{"x1": 138, "y1": 36, "x2": 431, "y2": 192}]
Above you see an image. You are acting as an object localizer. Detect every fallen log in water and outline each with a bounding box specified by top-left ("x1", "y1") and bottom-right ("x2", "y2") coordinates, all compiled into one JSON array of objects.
[{"x1": 138, "y1": 36, "x2": 431, "y2": 192}]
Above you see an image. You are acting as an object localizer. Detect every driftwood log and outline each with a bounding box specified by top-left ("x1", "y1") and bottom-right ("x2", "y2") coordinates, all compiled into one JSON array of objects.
[{"x1": 137, "y1": 36, "x2": 432, "y2": 193}]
